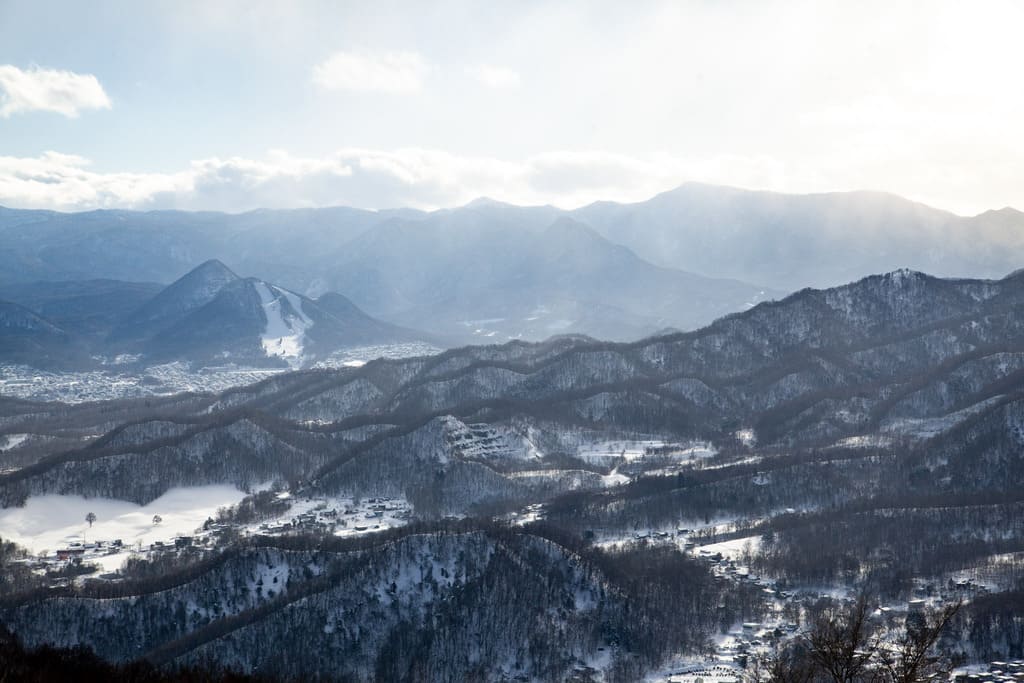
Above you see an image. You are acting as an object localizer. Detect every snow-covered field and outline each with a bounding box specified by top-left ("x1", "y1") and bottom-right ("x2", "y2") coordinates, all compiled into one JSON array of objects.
[
  {"x1": 576, "y1": 440, "x2": 717, "y2": 467},
  {"x1": 881, "y1": 395, "x2": 1005, "y2": 439},
  {"x1": 0, "y1": 433, "x2": 30, "y2": 451},
  {"x1": 699, "y1": 535, "x2": 762, "y2": 560},
  {"x1": 0, "y1": 485, "x2": 248, "y2": 570}
]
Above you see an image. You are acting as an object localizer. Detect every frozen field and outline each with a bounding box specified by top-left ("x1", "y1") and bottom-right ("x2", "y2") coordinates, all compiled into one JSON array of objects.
[
  {"x1": 0, "y1": 485, "x2": 249, "y2": 569},
  {"x1": 576, "y1": 440, "x2": 717, "y2": 467}
]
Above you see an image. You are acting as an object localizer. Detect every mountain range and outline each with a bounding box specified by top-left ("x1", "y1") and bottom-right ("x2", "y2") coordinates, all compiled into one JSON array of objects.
[
  {"x1": 7, "y1": 183, "x2": 1022, "y2": 346},
  {"x1": 4, "y1": 266, "x2": 1024, "y2": 679},
  {"x1": 4, "y1": 266, "x2": 1022, "y2": 507}
]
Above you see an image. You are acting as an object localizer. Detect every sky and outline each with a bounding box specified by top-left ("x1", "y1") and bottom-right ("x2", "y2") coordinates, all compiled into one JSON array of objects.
[{"x1": 0, "y1": 0, "x2": 1021, "y2": 215}]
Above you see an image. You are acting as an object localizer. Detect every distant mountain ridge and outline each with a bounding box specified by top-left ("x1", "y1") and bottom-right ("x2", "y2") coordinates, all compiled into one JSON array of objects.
[
  {"x1": 326, "y1": 213, "x2": 773, "y2": 342},
  {"x1": 574, "y1": 182, "x2": 1024, "y2": 290},
  {"x1": 2, "y1": 183, "x2": 1023, "y2": 344}
]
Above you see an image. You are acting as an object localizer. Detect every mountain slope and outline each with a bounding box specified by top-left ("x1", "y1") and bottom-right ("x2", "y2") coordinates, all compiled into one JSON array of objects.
[
  {"x1": 108, "y1": 259, "x2": 241, "y2": 345},
  {"x1": 0, "y1": 525, "x2": 746, "y2": 682},
  {"x1": 329, "y1": 213, "x2": 774, "y2": 341},
  {"x1": 116, "y1": 263, "x2": 433, "y2": 368},
  {"x1": 0, "y1": 301, "x2": 84, "y2": 368},
  {"x1": 0, "y1": 279, "x2": 163, "y2": 339}
]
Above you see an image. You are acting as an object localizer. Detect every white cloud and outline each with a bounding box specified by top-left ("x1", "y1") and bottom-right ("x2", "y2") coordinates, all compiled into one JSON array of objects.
[
  {"x1": 0, "y1": 152, "x2": 185, "y2": 209},
  {"x1": 311, "y1": 50, "x2": 428, "y2": 93},
  {"x1": 466, "y1": 64, "x2": 520, "y2": 89},
  {"x1": 0, "y1": 65, "x2": 111, "y2": 118},
  {"x1": 0, "y1": 148, "x2": 695, "y2": 212},
  {"x1": 0, "y1": 146, "x2": 1019, "y2": 216}
]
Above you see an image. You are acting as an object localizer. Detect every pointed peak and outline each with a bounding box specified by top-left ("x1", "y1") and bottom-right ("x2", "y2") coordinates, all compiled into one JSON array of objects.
[
  {"x1": 882, "y1": 268, "x2": 927, "y2": 282},
  {"x1": 463, "y1": 196, "x2": 512, "y2": 209},
  {"x1": 973, "y1": 206, "x2": 1024, "y2": 220},
  {"x1": 846, "y1": 268, "x2": 932, "y2": 290},
  {"x1": 188, "y1": 259, "x2": 238, "y2": 280}
]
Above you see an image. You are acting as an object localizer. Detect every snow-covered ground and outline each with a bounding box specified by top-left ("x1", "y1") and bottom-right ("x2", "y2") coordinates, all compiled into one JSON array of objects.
[
  {"x1": 735, "y1": 428, "x2": 757, "y2": 447},
  {"x1": 0, "y1": 342, "x2": 441, "y2": 403},
  {"x1": 831, "y1": 434, "x2": 892, "y2": 448},
  {"x1": 312, "y1": 341, "x2": 443, "y2": 369},
  {"x1": 256, "y1": 282, "x2": 312, "y2": 367},
  {"x1": 576, "y1": 440, "x2": 717, "y2": 467},
  {"x1": 0, "y1": 363, "x2": 285, "y2": 403},
  {"x1": 0, "y1": 485, "x2": 249, "y2": 571},
  {"x1": 601, "y1": 468, "x2": 630, "y2": 486},
  {"x1": 242, "y1": 493, "x2": 413, "y2": 538},
  {"x1": 699, "y1": 535, "x2": 762, "y2": 560},
  {"x1": 881, "y1": 395, "x2": 1005, "y2": 439},
  {"x1": 0, "y1": 433, "x2": 29, "y2": 451}
]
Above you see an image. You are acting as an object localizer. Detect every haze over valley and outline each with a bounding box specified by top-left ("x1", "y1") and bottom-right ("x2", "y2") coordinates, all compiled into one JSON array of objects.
[{"x1": 3, "y1": 2, "x2": 1024, "y2": 682}]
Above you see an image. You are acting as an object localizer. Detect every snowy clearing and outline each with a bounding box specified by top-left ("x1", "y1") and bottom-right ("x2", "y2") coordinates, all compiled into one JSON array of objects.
[
  {"x1": 699, "y1": 535, "x2": 762, "y2": 560},
  {"x1": 311, "y1": 341, "x2": 443, "y2": 369},
  {"x1": 0, "y1": 433, "x2": 30, "y2": 451},
  {"x1": 576, "y1": 440, "x2": 716, "y2": 466},
  {"x1": 0, "y1": 485, "x2": 249, "y2": 564},
  {"x1": 881, "y1": 396, "x2": 1004, "y2": 439},
  {"x1": 256, "y1": 282, "x2": 312, "y2": 367}
]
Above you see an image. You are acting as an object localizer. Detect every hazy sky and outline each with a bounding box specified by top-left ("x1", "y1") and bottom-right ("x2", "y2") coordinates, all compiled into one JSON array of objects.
[{"x1": 0, "y1": 0, "x2": 1021, "y2": 214}]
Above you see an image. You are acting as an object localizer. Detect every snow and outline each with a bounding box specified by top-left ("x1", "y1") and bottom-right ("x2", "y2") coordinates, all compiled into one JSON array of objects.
[
  {"x1": 311, "y1": 341, "x2": 442, "y2": 369},
  {"x1": 0, "y1": 485, "x2": 248, "y2": 567},
  {"x1": 735, "y1": 429, "x2": 757, "y2": 447},
  {"x1": 239, "y1": 494, "x2": 413, "y2": 539},
  {"x1": 0, "y1": 433, "x2": 30, "y2": 451},
  {"x1": 601, "y1": 468, "x2": 630, "y2": 487},
  {"x1": 832, "y1": 434, "x2": 891, "y2": 448},
  {"x1": 700, "y1": 535, "x2": 762, "y2": 560},
  {"x1": 576, "y1": 439, "x2": 716, "y2": 466},
  {"x1": 256, "y1": 281, "x2": 312, "y2": 367},
  {"x1": 0, "y1": 362, "x2": 285, "y2": 403},
  {"x1": 881, "y1": 395, "x2": 1004, "y2": 438},
  {"x1": 0, "y1": 342, "x2": 439, "y2": 404}
]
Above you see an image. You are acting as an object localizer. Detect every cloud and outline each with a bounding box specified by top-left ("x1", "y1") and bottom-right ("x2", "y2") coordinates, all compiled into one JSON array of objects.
[
  {"x1": 466, "y1": 64, "x2": 520, "y2": 89},
  {"x1": 311, "y1": 51, "x2": 428, "y2": 93},
  {"x1": 0, "y1": 65, "x2": 111, "y2": 117},
  {"x1": 0, "y1": 146, "x2": 1018, "y2": 216},
  {"x1": 0, "y1": 148, "x2": 697, "y2": 212}
]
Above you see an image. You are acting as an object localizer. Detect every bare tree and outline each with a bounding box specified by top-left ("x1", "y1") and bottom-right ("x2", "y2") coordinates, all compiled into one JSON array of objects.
[
  {"x1": 804, "y1": 592, "x2": 880, "y2": 683},
  {"x1": 747, "y1": 595, "x2": 961, "y2": 683},
  {"x1": 877, "y1": 601, "x2": 961, "y2": 683},
  {"x1": 746, "y1": 642, "x2": 817, "y2": 683},
  {"x1": 85, "y1": 512, "x2": 96, "y2": 527}
]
